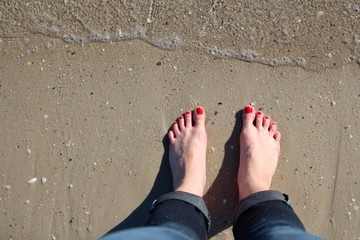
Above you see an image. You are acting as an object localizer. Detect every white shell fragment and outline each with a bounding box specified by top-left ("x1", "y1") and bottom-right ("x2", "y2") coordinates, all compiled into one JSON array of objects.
[
  {"x1": 28, "y1": 177, "x2": 37, "y2": 184},
  {"x1": 26, "y1": 146, "x2": 31, "y2": 154},
  {"x1": 41, "y1": 177, "x2": 47, "y2": 183}
]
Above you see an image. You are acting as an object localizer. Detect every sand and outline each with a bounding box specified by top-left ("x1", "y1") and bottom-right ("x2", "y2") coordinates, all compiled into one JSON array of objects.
[{"x1": 0, "y1": 35, "x2": 359, "y2": 240}]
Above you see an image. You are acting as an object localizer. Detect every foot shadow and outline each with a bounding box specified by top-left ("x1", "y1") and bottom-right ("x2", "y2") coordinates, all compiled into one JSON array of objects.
[
  {"x1": 103, "y1": 110, "x2": 243, "y2": 238},
  {"x1": 204, "y1": 110, "x2": 243, "y2": 238},
  {"x1": 103, "y1": 135, "x2": 173, "y2": 236}
]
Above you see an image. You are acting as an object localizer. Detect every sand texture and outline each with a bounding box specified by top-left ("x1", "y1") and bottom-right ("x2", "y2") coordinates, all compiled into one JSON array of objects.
[
  {"x1": 0, "y1": 37, "x2": 359, "y2": 239},
  {"x1": 1, "y1": 0, "x2": 360, "y2": 235}
]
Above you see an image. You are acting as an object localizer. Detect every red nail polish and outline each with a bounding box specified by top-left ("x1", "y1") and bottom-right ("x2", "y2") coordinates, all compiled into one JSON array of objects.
[
  {"x1": 173, "y1": 122, "x2": 177, "y2": 124},
  {"x1": 257, "y1": 111, "x2": 262, "y2": 115},
  {"x1": 186, "y1": 111, "x2": 191, "y2": 115},
  {"x1": 179, "y1": 116, "x2": 183, "y2": 119},
  {"x1": 265, "y1": 116, "x2": 270, "y2": 119},
  {"x1": 196, "y1": 107, "x2": 203, "y2": 114},
  {"x1": 245, "y1": 106, "x2": 252, "y2": 113}
]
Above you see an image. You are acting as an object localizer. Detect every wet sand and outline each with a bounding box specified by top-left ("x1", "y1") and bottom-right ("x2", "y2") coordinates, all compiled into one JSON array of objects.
[
  {"x1": 0, "y1": 37, "x2": 360, "y2": 240},
  {"x1": 1, "y1": 1, "x2": 359, "y2": 69}
]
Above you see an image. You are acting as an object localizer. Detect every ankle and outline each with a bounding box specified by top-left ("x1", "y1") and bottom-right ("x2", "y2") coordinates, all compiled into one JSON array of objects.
[
  {"x1": 238, "y1": 179, "x2": 270, "y2": 200},
  {"x1": 175, "y1": 185, "x2": 204, "y2": 197}
]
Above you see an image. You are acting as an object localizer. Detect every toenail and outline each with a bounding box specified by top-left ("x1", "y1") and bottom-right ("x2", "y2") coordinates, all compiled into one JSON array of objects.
[
  {"x1": 174, "y1": 122, "x2": 178, "y2": 124},
  {"x1": 196, "y1": 107, "x2": 204, "y2": 114},
  {"x1": 245, "y1": 106, "x2": 252, "y2": 113},
  {"x1": 179, "y1": 116, "x2": 183, "y2": 119},
  {"x1": 257, "y1": 111, "x2": 262, "y2": 116},
  {"x1": 271, "y1": 122, "x2": 275, "y2": 125},
  {"x1": 265, "y1": 116, "x2": 270, "y2": 119},
  {"x1": 186, "y1": 111, "x2": 191, "y2": 115}
]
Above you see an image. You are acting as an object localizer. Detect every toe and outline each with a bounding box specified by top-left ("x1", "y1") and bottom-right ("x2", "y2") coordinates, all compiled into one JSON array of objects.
[
  {"x1": 269, "y1": 122, "x2": 277, "y2": 135},
  {"x1": 242, "y1": 105, "x2": 255, "y2": 127},
  {"x1": 185, "y1": 111, "x2": 192, "y2": 127},
  {"x1": 168, "y1": 130, "x2": 176, "y2": 142},
  {"x1": 255, "y1": 111, "x2": 264, "y2": 128},
  {"x1": 194, "y1": 106, "x2": 206, "y2": 127},
  {"x1": 263, "y1": 115, "x2": 271, "y2": 129},
  {"x1": 274, "y1": 131, "x2": 281, "y2": 141},
  {"x1": 172, "y1": 122, "x2": 181, "y2": 136},
  {"x1": 178, "y1": 115, "x2": 185, "y2": 130}
]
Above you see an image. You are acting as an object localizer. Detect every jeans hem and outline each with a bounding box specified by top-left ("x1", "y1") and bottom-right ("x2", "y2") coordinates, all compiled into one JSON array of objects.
[{"x1": 234, "y1": 190, "x2": 290, "y2": 223}]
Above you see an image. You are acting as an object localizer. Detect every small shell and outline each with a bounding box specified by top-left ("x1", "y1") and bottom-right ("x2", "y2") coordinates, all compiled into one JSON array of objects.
[
  {"x1": 41, "y1": 177, "x2": 47, "y2": 183},
  {"x1": 28, "y1": 177, "x2": 37, "y2": 184}
]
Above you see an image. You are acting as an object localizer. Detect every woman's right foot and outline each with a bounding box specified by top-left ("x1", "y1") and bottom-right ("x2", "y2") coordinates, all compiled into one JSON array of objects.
[
  {"x1": 168, "y1": 107, "x2": 207, "y2": 197},
  {"x1": 238, "y1": 105, "x2": 281, "y2": 201}
]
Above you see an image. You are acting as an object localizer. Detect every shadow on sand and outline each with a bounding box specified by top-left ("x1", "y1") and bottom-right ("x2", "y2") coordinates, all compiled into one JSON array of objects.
[
  {"x1": 105, "y1": 135, "x2": 173, "y2": 235},
  {"x1": 204, "y1": 110, "x2": 243, "y2": 237},
  {"x1": 104, "y1": 110, "x2": 243, "y2": 238}
]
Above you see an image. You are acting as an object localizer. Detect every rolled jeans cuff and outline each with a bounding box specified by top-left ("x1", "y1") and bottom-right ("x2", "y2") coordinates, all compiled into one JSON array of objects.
[
  {"x1": 152, "y1": 191, "x2": 211, "y2": 231},
  {"x1": 234, "y1": 190, "x2": 291, "y2": 223}
]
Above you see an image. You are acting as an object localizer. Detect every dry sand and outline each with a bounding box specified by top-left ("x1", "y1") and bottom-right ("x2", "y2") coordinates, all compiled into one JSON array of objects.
[{"x1": 0, "y1": 36, "x2": 360, "y2": 240}]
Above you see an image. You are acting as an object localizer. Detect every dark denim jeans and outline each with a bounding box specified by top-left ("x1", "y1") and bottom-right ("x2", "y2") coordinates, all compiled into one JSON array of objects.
[{"x1": 101, "y1": 191, "x2": 322, "y2": 240}]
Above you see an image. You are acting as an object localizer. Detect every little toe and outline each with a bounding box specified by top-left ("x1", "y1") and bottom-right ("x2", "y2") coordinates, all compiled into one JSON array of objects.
[
  {"x1": 172, "y1": 122, "x2": 181, "y2": 136},
  {"x1": 194, "y1": 107, "x2": 206, "y2": 127},
  {"x1": 274, "y1": 131, "x2": 281, "y2": 141},
  {"x1": 185, "y1": 111, "x2": 192, "y2": 127},
  {"x1": 263, "y1": 115, "x2": 271, "y2": 128},
  {"x1": 255, "y1": 111, "x2": 264, "y2": 128},
  {"x1": 242, "y1": 105, "x2": 256, "y2": 127},
  {"x1": 269, "y1": 122, "x2": 277, "y2": 135},
  {"x1": 168, "y1": 130, "x2": 176, "y2": 142},
  {"x1": 178, "y1": 115, "x2": 185, "y2": 130}
]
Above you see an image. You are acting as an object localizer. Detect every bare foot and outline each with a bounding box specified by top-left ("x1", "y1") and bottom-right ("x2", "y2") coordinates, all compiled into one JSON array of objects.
[
  {"x1": 168, "y1": 107, "x2": 207, "y2": 197},
  {"x1": 238, "y1": 105, "x2": 281, "y2": 201}
]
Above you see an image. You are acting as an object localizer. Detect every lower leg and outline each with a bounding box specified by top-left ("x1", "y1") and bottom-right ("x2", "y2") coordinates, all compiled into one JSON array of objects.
[{"x1": 147, "y1": 107, "x2": 209, "y2": 240}]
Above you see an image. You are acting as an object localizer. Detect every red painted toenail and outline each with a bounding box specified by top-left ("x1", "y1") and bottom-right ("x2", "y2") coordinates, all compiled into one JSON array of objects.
[
  {"x1": 265, "y1": 116, "x2": 270, "y2": 119},
  {"x1": 173, "y1": 122, "x2": 177, "y2": 124},
  {"x1": 245, "y1": 106, "x2": 252, "y2": 113},
  {"x1": 196, "y1": 107, "x2": 203, "y2": 114},
  {"x1": 179, "y1": 116, "x2": 183, "y2": 119},
  {"x1": 257, "y1": 111, "x2": 262, "y2": 115},
  {"x1": 186, "y1": 111, "x2": 191, "y2": 115}
]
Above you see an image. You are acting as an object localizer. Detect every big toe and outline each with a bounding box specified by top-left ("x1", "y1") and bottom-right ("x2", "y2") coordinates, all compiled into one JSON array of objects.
[
  {"x1": 242, "y1": 105, "x2": 256, "y2": 127},
  {"x1": 194, "y1": 106, "x2": 206, "y2": 127}
]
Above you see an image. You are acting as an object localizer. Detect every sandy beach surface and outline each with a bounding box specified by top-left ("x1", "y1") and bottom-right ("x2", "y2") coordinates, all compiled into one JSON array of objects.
[
  {"x1": 1, "y1": 37, "x2": 359, "y2": 240},
  {"x1": 1, "y1": 1, "x2": 360, "y2": 239}
]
